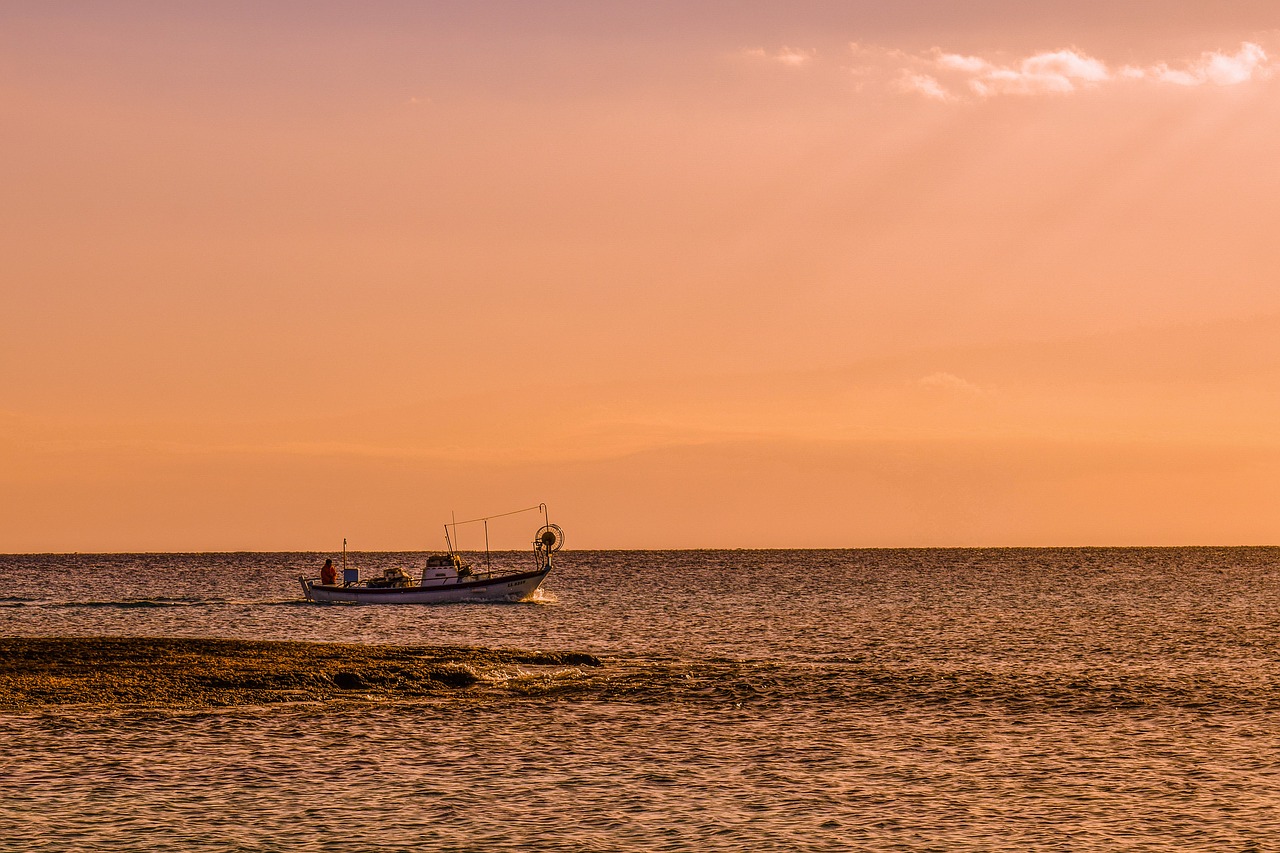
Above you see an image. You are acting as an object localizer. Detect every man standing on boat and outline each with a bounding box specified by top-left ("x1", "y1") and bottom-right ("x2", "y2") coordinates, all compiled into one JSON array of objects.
[{"x1": 320, "y1": 558, "x2": 336, "y2": 586}]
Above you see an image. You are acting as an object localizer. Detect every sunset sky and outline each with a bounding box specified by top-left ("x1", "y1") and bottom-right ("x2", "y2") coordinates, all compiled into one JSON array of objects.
[{"x1": 4, "y1": 2, "x2": 1280, "y2": 550}]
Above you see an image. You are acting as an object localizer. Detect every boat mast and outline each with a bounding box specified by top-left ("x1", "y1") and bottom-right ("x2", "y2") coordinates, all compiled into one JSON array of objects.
[{"x1": 443, "y1": 503, "x2": 547, "y2": 566}]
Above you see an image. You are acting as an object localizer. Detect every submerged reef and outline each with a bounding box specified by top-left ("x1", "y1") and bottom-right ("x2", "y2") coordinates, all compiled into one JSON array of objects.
[
  {"x1": 6, "y1": 636, "x2": 1260, "y2": 715},
  {"x1": 0, "y1": 637, "x2": 602, "y2": 711}
]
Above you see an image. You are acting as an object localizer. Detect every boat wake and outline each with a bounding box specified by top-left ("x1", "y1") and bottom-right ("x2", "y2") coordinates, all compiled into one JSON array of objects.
[{"x1": 1, "y1": 597, "x2": 259, "y2": 610}]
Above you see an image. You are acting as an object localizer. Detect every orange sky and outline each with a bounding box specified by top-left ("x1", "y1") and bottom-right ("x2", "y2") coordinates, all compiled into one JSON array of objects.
[{"x1": 4, "y1": 3, "x2": 1280, "y2": 550}]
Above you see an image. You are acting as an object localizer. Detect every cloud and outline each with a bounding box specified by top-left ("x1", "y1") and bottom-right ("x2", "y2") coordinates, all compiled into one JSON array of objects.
[
  {"x1": 846, "y1": 41, "x2": 1275, "y2": 101},
  {"x1": 744, "y1": 40, "x2": 1273, "y2": 99},
  {"x1": 935, "y1": 53, "x2": 992, "y2": 75},
  {"x1": 744, "y1": 46, "x2": 816, "y2": 67},
  {"x1": 1122, "y1": 42, "x2": 1272, "y2": 87},
  {"x1": 918, "y1": 372, "x2": 985, "y2": 395},
  {"x1": 955, "y1": 48, "x2": 1111, "y2": 97},
  {"x1": 894, "y1": 72, "x2": 952, "y2": 101}
]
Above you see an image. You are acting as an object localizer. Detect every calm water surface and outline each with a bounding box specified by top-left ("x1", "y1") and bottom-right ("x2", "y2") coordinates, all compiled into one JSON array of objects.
[{"x1": 2, "y1": 548, "x2": 1278, "y2": 851}]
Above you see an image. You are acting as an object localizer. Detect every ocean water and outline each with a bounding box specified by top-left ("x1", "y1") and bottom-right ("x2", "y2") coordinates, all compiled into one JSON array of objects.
[{"x1": 1, "y1": 548, "x2": 1278, "y2": 851}]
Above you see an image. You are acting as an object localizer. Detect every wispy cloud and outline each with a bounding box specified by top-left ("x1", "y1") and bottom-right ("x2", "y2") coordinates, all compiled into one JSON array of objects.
[
  {"x1": 740, "y1": 40, "x2": 1276, "y2": 102},
  {"x1": 1121, "y1": 42, "x2": 1272, "y2": 87},
  {"x1": 918, "y1": 372, "x2": 986, "y2": 395},
  {"x1": 894, "y1": 72, "x2": 953, "y2": 101},
  {"x1": 937, "y1": 48, "x2": 1110, "y2": 97},
  {"x1": 743, "y1": 46, "x2": 816, "y2": 67},
  {"x1": 897, "y1": 42, "x2": 1273, "y2": 101}
]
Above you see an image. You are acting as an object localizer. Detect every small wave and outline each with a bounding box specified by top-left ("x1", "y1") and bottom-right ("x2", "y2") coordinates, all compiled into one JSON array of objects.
[{"x1": 585, "y1": 659, "x2": 1280, "y2": 713}]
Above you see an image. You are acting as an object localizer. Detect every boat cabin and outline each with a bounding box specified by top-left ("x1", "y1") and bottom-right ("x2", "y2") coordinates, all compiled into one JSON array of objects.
[{"x1": 421, "y1": 554, "x2": 474, "y2": 587}]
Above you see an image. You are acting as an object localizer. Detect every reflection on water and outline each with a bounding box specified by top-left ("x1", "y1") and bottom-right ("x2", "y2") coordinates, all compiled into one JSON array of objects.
[{"x1": 2, "y1": 548, "x2": 1279, "y2": 850}]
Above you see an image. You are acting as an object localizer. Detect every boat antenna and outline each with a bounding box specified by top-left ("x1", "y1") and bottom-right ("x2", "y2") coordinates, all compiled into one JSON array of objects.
[
  {"x1": 443, "y1": 524, "x2": 453, "y2": 555},
  {"x1": 342, "y1": 538, "x2": 347, "y2": 576},
  {"x1": 484, "y1": 518, "x2": 490, "y2": 571}
]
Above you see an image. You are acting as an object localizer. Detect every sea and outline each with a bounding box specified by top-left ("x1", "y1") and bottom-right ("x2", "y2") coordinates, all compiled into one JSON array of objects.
[{"x1": 1, "y1": 548, "x2": 1278, "y2": 852}]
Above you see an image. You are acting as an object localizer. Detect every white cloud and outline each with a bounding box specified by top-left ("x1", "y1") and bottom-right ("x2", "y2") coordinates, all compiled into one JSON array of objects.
[
  {"x1": 744, "y1": 40, "x2": 1275, "y2": 99},
  {"x1": 875, "y1": 41, "x2": 1275, "y2": 101},
  {"x1": 894, "y1": 72, "x2": 952, "y2": 101},
  {"x1": 918, "y1": 372, "x2": 985, "y2": 395},
  {"x1": 1023, "y1": 49, "x2": 1110, "y2": 82},
  {"x1": 744, "y1": 46, "x2": 815, "y2": 67},
  {"x1": 1204, "y1": 42, "x2": 1270, "y2": 83},
  {"x1": 927, "y1": 48, "x2": 1112, "y2": 98},
  {"x1": 1124, "y1": 42, "x2": 1271, "y2": 87},
  {"x1": 776, "y1": 47, "x2": 816, "y2": 67},
  {"x1": 935, "y1": 53, "x2": 993, "y2": 75}
]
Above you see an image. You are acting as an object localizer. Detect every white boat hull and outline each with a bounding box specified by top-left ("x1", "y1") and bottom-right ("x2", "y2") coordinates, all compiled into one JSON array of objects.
[{"x1": 301, "y1": 566, "x2": 551, "y2": 605}]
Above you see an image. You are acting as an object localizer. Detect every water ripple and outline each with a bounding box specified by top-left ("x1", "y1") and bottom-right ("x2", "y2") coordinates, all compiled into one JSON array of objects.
[{"x1": 1, "y1": 547, "x2": 1279, "y2": 850}]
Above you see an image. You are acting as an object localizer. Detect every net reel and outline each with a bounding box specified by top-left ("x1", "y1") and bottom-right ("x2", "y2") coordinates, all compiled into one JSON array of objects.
[{"x1": 535, "y1": 523, "x2": 565, "y2": 556}]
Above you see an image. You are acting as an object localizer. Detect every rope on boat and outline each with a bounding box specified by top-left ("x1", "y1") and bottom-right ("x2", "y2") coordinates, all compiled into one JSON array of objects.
[
  {"x1": 448, "y1": 504, "x2": 545, "y2": 528},
  {"x1": 444, "y1": 503, "x2": 550, "y2": 567}
]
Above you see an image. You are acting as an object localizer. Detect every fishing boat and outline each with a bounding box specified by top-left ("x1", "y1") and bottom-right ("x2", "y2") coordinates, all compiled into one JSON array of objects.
[{"x1": 300, "y1": 505, "x2": 563, "y2": 605}]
